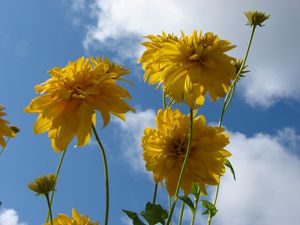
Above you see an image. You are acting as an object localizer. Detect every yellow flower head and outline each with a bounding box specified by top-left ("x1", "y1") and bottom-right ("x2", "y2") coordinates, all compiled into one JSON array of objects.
[
  {"x1": 142, "y1": 108, "x2": 231, "y2": 196},
  {"x1": 25, "y1": 57, "x2": 135, "y2": 151},
  {"x1": 138, "y1": 32, "x2": 179, "y2": 85},
  {"x1": 0, "y1": 105, "x2": 16, "y2": 148},
  {"x1": 245, "y1": 11, "x2": 270, "y2": 27},
  {"x1": 139, "y1": 31, "x2": 236, "y2": 108},
  {"x1": 28, "y1": 174, "x2": 57, "y2": 196},
  {"x1": 44, "y1": 208, "x2": 98, "y2": 225}
]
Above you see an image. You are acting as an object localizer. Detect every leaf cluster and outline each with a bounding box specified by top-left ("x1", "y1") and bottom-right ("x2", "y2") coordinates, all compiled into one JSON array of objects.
[{"x1": 123, "y1": 202, "x2": 168, "y2": 225}]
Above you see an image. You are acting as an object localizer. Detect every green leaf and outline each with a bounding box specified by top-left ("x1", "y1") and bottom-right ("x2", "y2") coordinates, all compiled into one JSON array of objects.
[
  {"x1": 201, "y1": 200, "x2": 217, "y2": 217},
  {"x1": 178, "y1": 196, "x2": 194, "y2": 212},
  {"x1": 224, "y1": 159, "x2": 236, "y2": 180},
  {"x1": 122, "y1": 209, "x2": 146, "y2": 225},
  {"x1": 140, "y1": 202, "x2": 168, "y2": 225},
  {"x1": 191, "y1": 183, "x2": 200, "y2": 196}
]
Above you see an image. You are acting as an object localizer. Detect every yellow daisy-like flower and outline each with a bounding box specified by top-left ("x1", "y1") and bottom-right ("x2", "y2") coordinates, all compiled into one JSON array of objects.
[
  {"x1": 25, "y1": 57, "x2": 135, "y2": 151},
  {"x1": 0, "y1": 105, "x2": 16, "y2": 148},
  {"x1": 139, "y1": 31, "x2": 236, "y2": 108},
  {"x1": 138, "y1": 32, "x2": 179, "y2": 85},
  {"x1": 142, "y1": 108, "x2": 231, "y2": 196},
  {"x1": 44, "y1": 208, "x2": 98, "y2": 225}
]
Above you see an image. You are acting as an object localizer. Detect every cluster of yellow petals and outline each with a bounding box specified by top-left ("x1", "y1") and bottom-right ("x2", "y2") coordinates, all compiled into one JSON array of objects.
[
  {"x1": 25, "y1": 57, "x2": 135, "y2": 151},
  {"x1": 139, "y1": 31, "x2": 236, "y2": 108},
  {"x1": 142, "y1": 108, "x2": 231, "y2": 196},
  {"x1": 44, "y1": 208, "x2": 98, "y2": 225},
  {"x1": 0, "y1": 105, "x2": 16, "y2": 148}
]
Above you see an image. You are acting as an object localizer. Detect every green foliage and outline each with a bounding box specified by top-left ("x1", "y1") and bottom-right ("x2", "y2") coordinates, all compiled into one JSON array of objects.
[
  {"x1": 201, "y1": 200, "x2": 217, "y2": 218},
  {"x1": 178, "y1": 196, "x2": 194, "y2": 212},
  {"x1": 224, "y1": 159, "x2": 236, "y2": 180},
  {"x1": 123, "y1": 210, "x2": 146, "y2": 225},
  {"x1": 123, "y1": 203, "x2": 168, "y2": 225},
  {"x1": 234, "y1": 59, "x2": 250, "y2": 82},
  {"x1": 191, "y1": 183, "x2": 200, "y2": 196},
  {"x1": 141, "y1": 202, "x2": 168, "y2": 225}
]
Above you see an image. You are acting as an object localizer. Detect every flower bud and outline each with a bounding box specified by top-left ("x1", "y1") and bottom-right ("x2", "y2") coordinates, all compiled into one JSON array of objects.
[
  {"x1": 245, "y1": 11, "x2": 270, "y2": 27},
  {"x1": 28, "y1": 174, "x2": 57, "y2": 196}
]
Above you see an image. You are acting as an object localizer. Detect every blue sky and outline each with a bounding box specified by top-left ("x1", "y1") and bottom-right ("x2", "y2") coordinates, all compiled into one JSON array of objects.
[{"x1": 0, "y1": 0, "x2": 300, "y2": 224}]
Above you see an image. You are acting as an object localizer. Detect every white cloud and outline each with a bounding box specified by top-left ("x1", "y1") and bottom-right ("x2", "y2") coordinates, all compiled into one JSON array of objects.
[
  {"x1": 112, "y1": 109, "x2": 156, "y2": 173},
  {"x1": 78, "y1": 0, "x2": 300, "y2": 108},
  {"x1": 215, "y1": 130, "x2": 300, "y2": 225},
  {"x1": 238, "y1": 67, "x2": 300, "y2": 108},
  {"x1": 121, "y1": 215, "x2": 132, "y2": 225},
  {"x1": 0, "y1": 209, "x2": 27, "y2": 225},
  {"x1": 114, "y1": 109, "x2": 300, "y2": 225}
]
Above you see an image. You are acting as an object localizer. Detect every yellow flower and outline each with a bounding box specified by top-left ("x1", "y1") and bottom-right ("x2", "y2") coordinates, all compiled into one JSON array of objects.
[
  {"x1": 28, "y1": 174, "x2": 57, "y2": 196},
  {"x1": 142, "y1": 108, "x2": 231, "y2": 196},
  {"x1": 138, "y1": 32, "x2": 179, "y2": 86},
  {"x1": 25, "y1": 57, "x2": 135, "y2": 151},
  {"x1": 44, "y1": 208, "x2": 98, "y2": 225},
  {"x1": 139, "y1": 31, "x2": 236, "y2": 108},
  {"x1": 0, "y1": 105, "x2": 16, "y2": 148},
  {"x1": 245, "y1": 11, "x2": 270, "y2": 27}
]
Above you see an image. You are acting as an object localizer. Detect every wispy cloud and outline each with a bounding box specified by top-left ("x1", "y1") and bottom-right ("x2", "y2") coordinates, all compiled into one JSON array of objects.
[
  {"x1": 112, "y1": 109, "x2": 156, "y2": 174},
  {"x1": 0, "y1": 209, "x2": 27, "y2": 225}
]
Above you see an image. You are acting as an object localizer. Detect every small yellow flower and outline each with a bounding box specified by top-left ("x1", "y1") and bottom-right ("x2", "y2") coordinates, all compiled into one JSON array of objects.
[
  {"x1": 44, "y1": 208, "x2": 99, "y2": 225},
  {"x1": 25, "y1": 57, "x2": 135, "y2": 151},
  {"x1": 0, "y1": 105, "x2": 16, "y2": 148},
  {"x1": 245, "y1": 11, "x2": 270, "y2": 27},
  {"x1": 28, "y1": 174, "x2": 57, "y2": 196},
  {"x1": 142, "y1": 108, "x2": 231, "y2": 196},
  {"x1": 139, "y1": 31, "x2": 236, "y2": 108}
]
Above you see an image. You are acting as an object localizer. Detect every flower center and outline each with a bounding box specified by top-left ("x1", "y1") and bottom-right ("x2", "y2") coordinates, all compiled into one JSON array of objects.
[
  {"x1": 69, "y1": 85, "x2": 88, "y2": 100},
  {"x1": 169, "y1": 138, "x2": 188, "y2": 157}
]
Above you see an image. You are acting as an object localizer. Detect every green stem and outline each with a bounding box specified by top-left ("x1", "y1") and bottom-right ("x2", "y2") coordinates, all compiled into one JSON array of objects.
[
  {"x1": 168, "y1": 196, "x2": 173, "y2": 225},
  {"x1": 190, "y1": 191, "x2": 200, "y2": 225},
  {"x1": 166, "y1": 108, "x2": 194, "y2": 225},
  {"x1": 0, "y1": 138, "x2": 11, "y2": 157},
  {"x1": 92, "y1": 123, "x2": 109, "y2": 225},
  {"x1": 45, "y1": 194, "x2": 54, "y2": 225},
  {"x1": 163, "y1": 92, "x2": 167, "y2": 109},
  {"x1": 153, "y1": 183, "x2": 158, "y2": 204},
  {"x1": 168, "y1": 99, "x2": 175, "y2": 108},
  {"x1": 178, "y1": 202, "x2": 185, "y2": 225},
  {"x1": 208, "y1": 25, "x2": 257, "y2": 225},
  {"x1": 46, "y1": 149, "x2": 67, "y2": 223},
  {"x1": 152, "y1": 91, "x2": 169, "y2": 205}
]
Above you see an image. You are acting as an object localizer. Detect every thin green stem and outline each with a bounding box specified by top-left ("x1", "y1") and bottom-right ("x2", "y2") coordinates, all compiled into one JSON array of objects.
[
  {"x1": 208, "y1": 25, "x2": 257, "y2": 225},
  {"x1": 163, "y1": 91, "x2": 167, "y2": 109},
  {"x1": 219, "y1": 25, "x2": 256, "y2": 126},
  {"x1": 224, "y1": 84, "x2": 236, "y2": 111},
  {"x1": 167, "y1": 200, "x2": 177, "y2": 225},
  {"x1": 92, "y1": 123, "x2": 109, "y2": 225},
  {"x1": 178, "y1": 202, "x2": 185, "y2": 225},
  {"x1": 45, "y1": 194, "x2": 54, "y2": 225},
  {"x1": 168, "y1": 196, "x2": 173, "y2": 225},
  {"x1": 152, "y1": 91, "x2": 169, "y2": 205},
  {"x1": 190, "y1": 191, "x2": 200, "y2": 225},
  {"x1": 153, "y1": 183, "x2": 158, "y2": 204},
  {"x1": 0, "y1": 138, "x2": 11, "y2": 157},
  {"x1": 166, "y1": 108, "x2": 194, "y2": 225},
  {"x1": 46, "y1": 149, "x2": 67, "y2": 223},
  {"x1": 168, "y1": 99, "x2": 175, "y2": 108}
]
